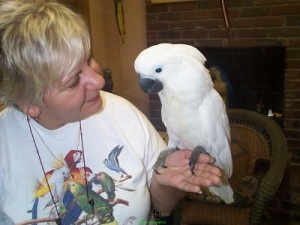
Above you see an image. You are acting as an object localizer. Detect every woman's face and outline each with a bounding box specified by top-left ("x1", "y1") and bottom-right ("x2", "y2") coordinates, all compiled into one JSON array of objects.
[{"x1": 38, "y1": 58, "x2": 105, "y2": 129}]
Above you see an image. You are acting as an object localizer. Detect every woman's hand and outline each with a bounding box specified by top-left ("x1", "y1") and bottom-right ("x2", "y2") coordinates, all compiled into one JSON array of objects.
[{"x1": 154, "y1": 149, "x2": 223, "y2": 193}]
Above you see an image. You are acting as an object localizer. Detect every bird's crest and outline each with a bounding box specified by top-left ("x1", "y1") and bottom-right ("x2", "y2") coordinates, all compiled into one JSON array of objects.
[{"x1": 51, "y1": 154, "x2": 66, "y2": 169}]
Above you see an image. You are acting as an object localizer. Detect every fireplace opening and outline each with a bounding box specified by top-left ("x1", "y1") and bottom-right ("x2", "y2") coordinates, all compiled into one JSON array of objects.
[{"x1": 199, "y1": 47, "x2": 285, "y2": 117}]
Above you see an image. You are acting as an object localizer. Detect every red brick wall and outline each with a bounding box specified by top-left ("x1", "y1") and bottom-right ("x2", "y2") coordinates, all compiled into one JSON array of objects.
[{"x1": 145, "y1": 0, "x2": 300, "y2": 223}]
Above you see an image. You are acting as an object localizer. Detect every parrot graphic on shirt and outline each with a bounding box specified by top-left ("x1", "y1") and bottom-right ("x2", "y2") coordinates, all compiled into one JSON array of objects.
[
  {"x1": 134, "y1": 43, "x2": 234, "y2": 204},
  {"x1": 34, "y1": 165, "x2": 70, "y2": 202},
  {"x1": 90, "y1": 172, "x2": 116, "y2": 202},
  {"x1": 68, "y1": 181, "x2": 115, "y2": 223},
  {"x1": 104, "y1": 145, "x2": 129, "y2": 177},
  {"x1": 32, "y1": 158, "x2": 70, "y2": 220}
]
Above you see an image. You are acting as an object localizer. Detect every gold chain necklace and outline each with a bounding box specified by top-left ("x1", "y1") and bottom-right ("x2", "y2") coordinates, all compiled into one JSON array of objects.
[{"x1": 26, "y1": 116, "x2": 94, "y2": 225}]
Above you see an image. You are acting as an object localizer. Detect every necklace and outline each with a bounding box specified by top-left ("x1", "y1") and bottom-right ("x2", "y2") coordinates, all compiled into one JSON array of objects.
[
  {"x1": 26, "y1": 116, "x2": 94, "y2": 225},
  {"x1": 29, "y1": 120, "x2": 81, "y2": 167}
]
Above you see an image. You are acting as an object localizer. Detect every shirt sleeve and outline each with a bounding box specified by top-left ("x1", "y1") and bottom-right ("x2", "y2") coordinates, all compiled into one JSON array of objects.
[{"x1": 133, "y1": 108, "x2": 167, "y2": 187}]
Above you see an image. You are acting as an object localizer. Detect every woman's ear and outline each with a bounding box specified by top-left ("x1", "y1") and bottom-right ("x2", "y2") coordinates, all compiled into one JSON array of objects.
[{"x1": 17, "y1": 103, "x2": 41, "y2": 118}]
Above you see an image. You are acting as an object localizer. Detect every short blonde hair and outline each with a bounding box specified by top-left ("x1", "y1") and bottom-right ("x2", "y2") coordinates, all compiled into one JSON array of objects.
[{"x1": 0, "y1": 0, "x2": 91, "y2": 106}]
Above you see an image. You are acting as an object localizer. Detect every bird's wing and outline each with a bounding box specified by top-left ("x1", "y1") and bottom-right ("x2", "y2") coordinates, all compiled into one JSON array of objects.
[
  {"x1": 162, "y1": 88, "x2": 232, "y2": 177},
  {"x1": 196, "y1": 90, "x2": 232, "y2": 177},
  {"x1": 108, "y1": 145, "x2": 123, "y2": 166}
]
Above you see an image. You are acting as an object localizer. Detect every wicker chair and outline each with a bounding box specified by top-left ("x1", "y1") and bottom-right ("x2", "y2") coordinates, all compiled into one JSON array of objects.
[{"x1": 175, "y1": 108, "x2": 288, "y2": 225}]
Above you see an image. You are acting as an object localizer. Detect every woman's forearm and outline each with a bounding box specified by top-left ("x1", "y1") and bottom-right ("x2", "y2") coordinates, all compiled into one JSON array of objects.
[{"x1": 150, "y1": 172, "x2": 186, "y2": 214}]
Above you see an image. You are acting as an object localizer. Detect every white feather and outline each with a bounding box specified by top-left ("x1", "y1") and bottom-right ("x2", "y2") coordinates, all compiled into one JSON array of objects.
[{"x1": 135, "y1": 43, "x2": 234, "y2": 204}]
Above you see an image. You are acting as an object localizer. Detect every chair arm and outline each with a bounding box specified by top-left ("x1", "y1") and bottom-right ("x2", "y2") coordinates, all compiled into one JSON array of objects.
[
  {"x1": 228, "y1": 109, "x2": 288, "y2": 225},
  {"x1": 249, "y1": 115, "x2": 287, "y2": 225}
]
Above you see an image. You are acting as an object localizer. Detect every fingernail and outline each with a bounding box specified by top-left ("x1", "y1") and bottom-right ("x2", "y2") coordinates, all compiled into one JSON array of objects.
[
  {"x1": 210, "y1": 157, "x2": 216, "y2": 164},
  {"x1": 198, "y1": 188, "x2": 202, "y2": 194}
]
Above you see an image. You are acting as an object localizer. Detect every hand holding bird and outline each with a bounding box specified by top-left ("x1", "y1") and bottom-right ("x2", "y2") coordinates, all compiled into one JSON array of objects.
[{"x1": 153, "y1": 148, "x2": 222, "y2": 194}]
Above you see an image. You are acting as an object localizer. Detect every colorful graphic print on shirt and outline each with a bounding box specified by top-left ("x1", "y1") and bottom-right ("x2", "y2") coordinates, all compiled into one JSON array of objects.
[{"x1": 30, "y1": 145, "x2": 133, "y2": 225}]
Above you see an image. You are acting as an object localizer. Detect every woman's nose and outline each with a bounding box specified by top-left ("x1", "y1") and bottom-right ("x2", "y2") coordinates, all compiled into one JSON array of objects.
[
  {"x1": 85, "y1": 59, "x2": 105, "y2": 90},
  {"x1": 89, "y1": 71, "x2": 105, "y2": 90}
]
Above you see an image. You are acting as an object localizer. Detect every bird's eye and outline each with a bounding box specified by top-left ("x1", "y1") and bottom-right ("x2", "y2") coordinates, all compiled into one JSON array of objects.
[{"x1": 155, "y1": 68, "x2": 162, "y2": 73}]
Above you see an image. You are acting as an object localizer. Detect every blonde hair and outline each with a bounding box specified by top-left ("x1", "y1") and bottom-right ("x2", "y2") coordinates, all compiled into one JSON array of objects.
[{"x1": 0, "y1": 0, "x2": 91, "y2": 106}]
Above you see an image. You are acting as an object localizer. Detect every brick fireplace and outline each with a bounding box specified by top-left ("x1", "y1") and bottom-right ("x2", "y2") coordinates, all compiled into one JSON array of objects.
[{"x1": 145, "y1": 0, "x2": 300, "y2": 223}]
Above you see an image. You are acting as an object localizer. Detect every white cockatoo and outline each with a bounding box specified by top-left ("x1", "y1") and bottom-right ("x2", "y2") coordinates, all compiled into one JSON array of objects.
[{"x1": 134, "y1": 43, "x2": 234, "y2": 204}]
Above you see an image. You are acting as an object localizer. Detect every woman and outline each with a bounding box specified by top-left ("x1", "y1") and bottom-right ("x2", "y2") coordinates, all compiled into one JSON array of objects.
[{"x1": 0, "y1": 1, "x2": 222, "y2": 224}]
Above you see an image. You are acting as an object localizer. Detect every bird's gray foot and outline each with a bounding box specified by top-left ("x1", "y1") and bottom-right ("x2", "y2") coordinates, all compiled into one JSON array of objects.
[
  {"x1": 189, "y1": 146, "x2": 210, "y2": 174},
  {"x1": 153, "y1": 148, "x2": 176, "y2": 174}
]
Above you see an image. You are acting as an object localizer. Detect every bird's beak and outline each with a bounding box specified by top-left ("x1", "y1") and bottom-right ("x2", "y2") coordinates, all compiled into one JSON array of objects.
[
  {"x1": 90, "y1": 176, "x2": 96, "y2": 183},
  {"x1": 139, "y1": 76, "x2": 163, "y2": 94}
]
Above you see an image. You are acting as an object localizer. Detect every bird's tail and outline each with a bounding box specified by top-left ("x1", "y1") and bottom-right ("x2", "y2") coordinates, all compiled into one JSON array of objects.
[{"x1": 208, "y1": 182, "x2": 234, "y2": 204}]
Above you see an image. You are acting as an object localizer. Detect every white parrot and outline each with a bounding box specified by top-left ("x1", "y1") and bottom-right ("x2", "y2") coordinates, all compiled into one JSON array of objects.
[{"x1": 134, "y1": 43, "x2": 234, "y2": 204}]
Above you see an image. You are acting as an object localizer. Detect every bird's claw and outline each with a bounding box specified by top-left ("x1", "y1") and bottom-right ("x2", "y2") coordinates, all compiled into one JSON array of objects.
[
  {"x1": 153, "y1": 148, "x2": 175, "y2": 175},
  {"x1": 189, "y1": 146, "x2": 210, "y2": 174}
]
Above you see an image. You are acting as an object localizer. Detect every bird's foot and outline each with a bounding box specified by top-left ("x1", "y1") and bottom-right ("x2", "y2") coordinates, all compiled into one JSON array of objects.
[
  {"x1": 189, "y1": 146, "x2": 210, "y2": 174},
  {"x1": 153, "y1": 148, "x2": 176, "y2": 175}
]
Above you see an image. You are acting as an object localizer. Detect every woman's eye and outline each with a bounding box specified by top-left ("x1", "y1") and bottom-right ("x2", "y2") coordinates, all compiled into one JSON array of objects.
[
  {"x1": 88, "y1": 57, "x2": 93, "y2": 66},
  {"x1": 69, "y1": 76, "x2": 80, "y2": 88}
]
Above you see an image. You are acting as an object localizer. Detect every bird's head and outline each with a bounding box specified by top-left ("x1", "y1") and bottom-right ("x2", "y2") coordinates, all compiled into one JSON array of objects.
[
  {"x1": 134, "y1": 43, "x2": 210, "y2": 95},
  {"x1": 67, "y1": 181, "x2": 77, "y2": 193}
]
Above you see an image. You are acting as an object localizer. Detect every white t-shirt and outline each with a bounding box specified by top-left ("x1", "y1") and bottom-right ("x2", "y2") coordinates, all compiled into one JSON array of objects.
[{"x1": 0, "y1": 91, "x2": 166, "y2": 225}]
